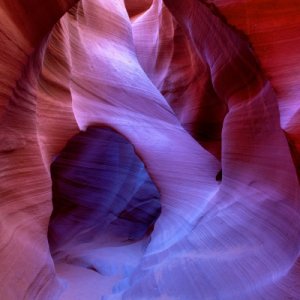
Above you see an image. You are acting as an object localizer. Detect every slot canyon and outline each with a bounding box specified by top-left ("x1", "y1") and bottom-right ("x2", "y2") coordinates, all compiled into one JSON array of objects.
[{"x1": 0, "y1": 0, "x2": 300, "y2": 299}]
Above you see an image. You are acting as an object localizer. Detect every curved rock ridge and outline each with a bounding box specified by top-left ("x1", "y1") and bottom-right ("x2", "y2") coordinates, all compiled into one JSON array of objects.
[{"x1": 0, "y1": 0, "x2": 299, "y2": 299}]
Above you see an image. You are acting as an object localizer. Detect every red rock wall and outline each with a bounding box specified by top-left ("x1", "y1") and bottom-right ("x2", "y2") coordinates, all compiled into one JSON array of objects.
[{"x1": 0, "y1": 0, "x2": 299, "y2": 299}]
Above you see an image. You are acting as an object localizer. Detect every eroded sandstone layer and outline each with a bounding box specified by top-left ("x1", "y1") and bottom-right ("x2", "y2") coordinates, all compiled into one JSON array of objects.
[{"x1": 0, "y1": 0, "x2": 300, "y2": 299}]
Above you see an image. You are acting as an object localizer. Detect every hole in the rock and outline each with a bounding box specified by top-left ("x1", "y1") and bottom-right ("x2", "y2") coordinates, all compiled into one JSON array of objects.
[
  {"x1": 48, "y1": 126, "x2": 161, "y2": 263},
  {"x1": 216, "y1": 169, "x2": 222, "y2": 182}
]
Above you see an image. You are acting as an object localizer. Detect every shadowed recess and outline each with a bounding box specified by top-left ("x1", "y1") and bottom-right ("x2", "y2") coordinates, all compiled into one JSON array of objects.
[{"x1": 48, "y1": 126, "x2": 161, "y2": 261}]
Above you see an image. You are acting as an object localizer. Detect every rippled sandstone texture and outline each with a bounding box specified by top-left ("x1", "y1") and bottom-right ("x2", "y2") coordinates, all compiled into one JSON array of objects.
[{"x1": 0, "y1": 0, "x2": 300, "y2": 299}]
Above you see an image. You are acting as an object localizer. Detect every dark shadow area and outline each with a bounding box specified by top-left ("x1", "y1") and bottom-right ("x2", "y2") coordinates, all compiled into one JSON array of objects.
[{"x1": 48, "y1": 126, "x2": 161, "y2": 257}]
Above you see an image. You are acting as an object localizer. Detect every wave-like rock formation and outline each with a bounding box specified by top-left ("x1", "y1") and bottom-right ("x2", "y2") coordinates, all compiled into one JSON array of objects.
[{"x1": 0, "y1": 0, "x2": 299, "y2": 299}]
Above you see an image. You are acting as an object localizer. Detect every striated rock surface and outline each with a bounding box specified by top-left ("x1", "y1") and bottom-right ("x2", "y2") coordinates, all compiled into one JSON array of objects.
[{"x1": 0, "y1": 0, "x2": 299, "y2": 299}]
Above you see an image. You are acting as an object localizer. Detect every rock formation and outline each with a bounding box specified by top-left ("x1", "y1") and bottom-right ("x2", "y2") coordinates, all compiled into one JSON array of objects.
[{"x1": 0, "y1": 0, "x2": 299, "y2": 299}]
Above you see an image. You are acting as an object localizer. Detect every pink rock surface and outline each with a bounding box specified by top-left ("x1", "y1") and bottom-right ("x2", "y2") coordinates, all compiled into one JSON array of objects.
[{"x1": 0, "y1": 0, "x2": 299, "y2": 299}]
